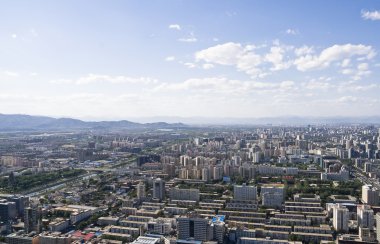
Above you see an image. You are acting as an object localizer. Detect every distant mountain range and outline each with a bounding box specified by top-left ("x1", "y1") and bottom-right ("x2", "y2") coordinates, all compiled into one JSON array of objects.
[
  {"x1": 129, "y1": 116, "x2": 380, "y2": 125},
  {"x1": 0, "y1": 114, "x2": 379, "y2": 131},
  {"x1": 0, "y1": 114, "x2": 186, "y2": 131}
]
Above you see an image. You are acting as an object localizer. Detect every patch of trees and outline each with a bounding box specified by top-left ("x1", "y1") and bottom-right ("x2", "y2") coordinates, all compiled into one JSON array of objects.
[{"x1": 0, "y1": 169, "x2": 86, "y2": 193}]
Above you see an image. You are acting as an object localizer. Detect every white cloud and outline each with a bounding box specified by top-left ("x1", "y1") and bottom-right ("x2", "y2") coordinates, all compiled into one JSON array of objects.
[
  {"x1": 178, "y1": 36, "x2": 197, "y2": 42},
  {"x1": 338, "y1": 96, "x2": 358, "y2": 103},
  {"x1": 29, "y1": 28, "x2": 38, "y2": 37},
  {"x1": 202, "y1": 63, "x2": 214, "y2": 70},
  {"x1": 165, "y1": 56, "x2": 175, "y2": 61},
  {"x1": 195, "y1": 42, "x2": 264, "y2": 77},
  {"x1": 51, "y1": 74, "x2": 158, "y2": 85},
  {"x1": 340, "y1": 63, "x2": 371, "y2": 80},
  {"x1": 352, "y1": 62, "x2": 371, "y2": 80},
  {"x1": 280, "y1": 80, "x2": 295, "y2": 89},
  {"x1": 295, "y1": 46, "x2": 314, "y2": 56},
  {"x1": 338, "y1": 83, "x2": 378, "y2": 92},
  {"x1": 195, "y1": 42, "x2": 244, "y2": 65},
  {"x1": 304, "y1": 80, "x2": 332, "y2": 90},
  {"x1": 358, "y1": 63, "x2": 369, "y2": 71},
  {"x1": 341, "y1": 69, "x2": 353, "y2": 75},
  {"x1": 2, "y1": 71, "x2": 19, "y2": 77},
  {"x1": 152, "y1": 77, "x2": 297, "y2": 97},
  {"x1": 178, "y1": 37, "x2": 197, "y2": 42},
  {"x1": 184, "y1": 62, "x2": 196, "y2": 68},
  {"x1": 361, "y1": 10, "x2": 380, "y2": 20},
  {"x1": 153, "y1": 77, "x2": 245, "y2": 95},
  {"x1": 226, "y1": 11, "x2": 237, "y2": 17},
  {"x1": 195, "y1": 42, "x2": 294, "y2": 77},
  {"x1": 195, "y1": 42, "x2": 378, "y2": 80},
  {"x1": 285, "y1": 29, "x2": 298, "y2": 35},
  {"x1": 178, "y1": 31, "x2": 198, "y2": 42},
  {"x1": 11, "y1": 34, "x2": 17, "y2": 39},
  {"x1": 294, "y1": 44, "x2": 376, "y2": 71},
  {"x1": 265, "y1": 46, "x2": 292, "y2": 71},
  {"x1": 169, "y1": 24, "x2": 181, "y2": 30},
  {"x1": 341, "y1": 58, "x2": 351, "y2": 68}
]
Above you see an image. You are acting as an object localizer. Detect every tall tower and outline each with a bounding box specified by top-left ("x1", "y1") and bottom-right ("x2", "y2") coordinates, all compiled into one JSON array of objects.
[
  {"x1": 136, "y1": 181, "x2": 146, "y2": 199},
  {"x1": 376, "y1": 213, "x2": 380, "y2": 242},
  {"x1": 153, "y1": 178, "x2": 165, "y2": 201},
  {"x1": 177, "y1": 217, "x2": 212, "y2": 242},
  {"x1": 357, "y1": 205, "x2": 374, "y2": 229},
  {"x1": 333, "y1": 204, "x2": 349, "y2": 232},
  {"x1": 24, "y1": 207, "x2": 40, "y2": 233},
  {"x1": 362, "y1": 185, "x2": 379, "y2": 205}
]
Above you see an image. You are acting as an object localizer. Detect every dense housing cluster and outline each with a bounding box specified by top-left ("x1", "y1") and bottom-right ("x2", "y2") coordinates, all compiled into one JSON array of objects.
[{"x1": 0, "y1": 125, "x2": 380, "y2": 243}]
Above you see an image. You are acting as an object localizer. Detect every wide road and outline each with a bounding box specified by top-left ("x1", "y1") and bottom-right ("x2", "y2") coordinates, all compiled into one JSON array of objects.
[{"x1": 25, "y1": 172, "x2": 98, "y2": 197}]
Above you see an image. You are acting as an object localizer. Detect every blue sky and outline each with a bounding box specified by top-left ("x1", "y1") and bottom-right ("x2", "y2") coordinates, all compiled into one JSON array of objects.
[{"x1": 0, "y1": 0, "x2": 380, "y2": 120}]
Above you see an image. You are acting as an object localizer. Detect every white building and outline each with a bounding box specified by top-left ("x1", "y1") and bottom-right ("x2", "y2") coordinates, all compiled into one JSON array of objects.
[
  {"x1": 202, "y1": 168, "x2": 210, "y2": 182},
  {"x1": 137, "y1": 182, "x2": 146, "y2": 199},
  {"x1": 320, "y1": 165, "x2": 349, "y2": 182},
  {"x1": 376, "y1": 213, "x2": 380, "y2": 242},
  {"x1": 333, "y1": 204, "x2": 349, "y2": 232},
  {"x1": 213, "y1": 166, "x2": 223, "y2": 180},
  {"x1": 252, "y1": 152, "x2": 261, "y2": 163},
  {"x1": 362, "y1": 185, "x2": 379, "y2": 205}
]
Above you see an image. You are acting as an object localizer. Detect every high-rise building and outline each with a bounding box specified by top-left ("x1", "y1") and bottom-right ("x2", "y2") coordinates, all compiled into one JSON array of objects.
[
  {"x1": 262, "y1": 192, "x2": 283, "y2": 208},
  {"x1": 0, "y1": 201, "x2": 17, "y2": 233},
  {"x1": 333, "y1": 204, "x2": 349, "y2": 232},
  {"x1": 223, "y1": 164, "x2": 232, "y2": 177},
  {"x1": 260, "y1": 184, "x2": 285, "y2": 204},
  {"x1": 233, "y1": 184, "x2": 257, "y2": 201},
  {"x1": 195, "y1": 157, "x2": 204, "y2": 167},
  {"x1": 177, "y1": 217, "x2": 212, "y2": 242},
  {"x1": 153, "y1": 178, "x2": 165, "y2": 201},
  {"x1": 357, "y1": 205, "x2": 374, "y2": 229},
  {"x1": 163, "y1": 163, "x2": 176, "y2": 178},
  {"x1": 376, "y1": 213, "x2": 380, "y2": 242},
  {"x1": 137, "y1": 181, "x2": 146, "y2": 199},
  {"x1": 0, "y1": 202, "x2": 17, "y2": 223},
  {"x1": 359, "y1": 227, "x2": 372, "y2": 242},
  {"x1": 362, "y1": 185, "x2": 379, "y2": 205},
  {"x1": 213, "y1": 166, "x2": 223, "y2": 180},
  {"x1": 180, "y1": 156, "x2": 191, "y2": 167},
  {"x1": 202, "y1": 168, "x2": 210, "y2": 182},
  {"x1": 364, "y1": 162, "x2": 372, "y2": 173},
  {"x1": 212, "y1": 216, "x2": 225, "y2": 244},
  {"x1": 6, "y1": 196, "x2": 29, "y2": 218},
  {"x1": 179, "y1": 168, "x2": 188, "y2": 179},
  {"x1": 252, "y1": 152, "x2": 261, "y2": 163},
  {"x1": 233, "y1": 156, "x2": 241, "y2": 166},
  {"x1": 346, "y1": 139, "x2": 353, "y2": 150},
  {"x1": 24, "y1": 207, "x2": 39, "y2": 233}
]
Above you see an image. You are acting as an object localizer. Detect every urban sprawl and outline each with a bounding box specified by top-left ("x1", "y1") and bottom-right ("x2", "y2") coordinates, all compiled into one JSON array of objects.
[{"x1": 0, "y1": 125, "x2": 380, "y2": 244}]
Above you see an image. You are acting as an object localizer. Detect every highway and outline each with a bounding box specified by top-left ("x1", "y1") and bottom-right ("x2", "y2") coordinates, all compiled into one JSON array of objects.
[{"x1": 351, "y1": 167, "x2": 380, "y2": 189}]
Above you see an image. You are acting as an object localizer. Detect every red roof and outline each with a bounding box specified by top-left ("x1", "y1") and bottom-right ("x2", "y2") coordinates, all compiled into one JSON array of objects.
[{"x1": 72, "y1": 231, "x2": 95, "y2": 241}]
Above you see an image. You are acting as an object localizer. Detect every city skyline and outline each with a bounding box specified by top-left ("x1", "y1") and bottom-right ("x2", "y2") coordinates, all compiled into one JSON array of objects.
[{"x1": 1, "y1": 1, "x2": 380, "y2": 120}]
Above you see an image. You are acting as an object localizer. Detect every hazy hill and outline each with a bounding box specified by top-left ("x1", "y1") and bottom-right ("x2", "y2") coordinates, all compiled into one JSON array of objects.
[{"x1": 0, "y1": 114, "x2": 186, "y2": 131}]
